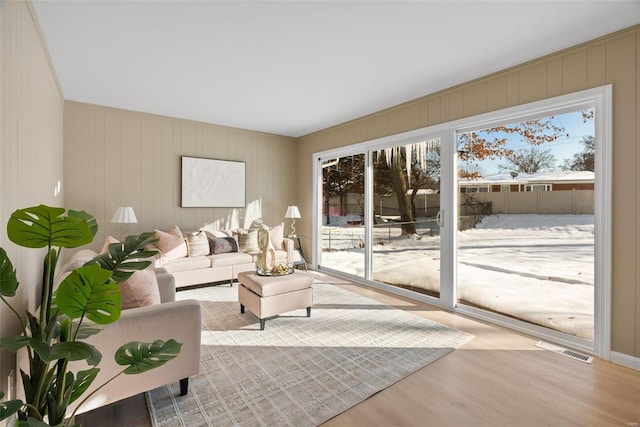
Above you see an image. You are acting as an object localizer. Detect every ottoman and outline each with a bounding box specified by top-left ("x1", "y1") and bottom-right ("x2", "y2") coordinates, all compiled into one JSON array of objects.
[{"x1": 238, "y1": 271, "x2": 314, "y2": 330}]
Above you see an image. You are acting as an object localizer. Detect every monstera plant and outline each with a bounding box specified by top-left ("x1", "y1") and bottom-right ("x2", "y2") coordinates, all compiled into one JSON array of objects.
[{"x1": 0, "y1": 205, "x2": 181, "y2": 426}]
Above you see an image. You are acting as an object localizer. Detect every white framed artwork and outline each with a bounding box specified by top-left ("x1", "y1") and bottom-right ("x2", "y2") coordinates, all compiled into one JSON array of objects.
[{"x1": 181, "y1": 156, "x2": 246, "y2": 207}]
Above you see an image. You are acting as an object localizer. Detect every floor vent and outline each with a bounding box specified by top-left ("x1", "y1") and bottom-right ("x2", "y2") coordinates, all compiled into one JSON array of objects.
[{"x1": 535, "y1": 341, "x2": 594, "y2": 364}]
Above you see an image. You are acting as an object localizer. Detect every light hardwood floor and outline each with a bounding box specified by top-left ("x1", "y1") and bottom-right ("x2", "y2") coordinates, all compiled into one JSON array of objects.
[{"x1": 78, "y1": 274, "x2": 640, "y2": 426}]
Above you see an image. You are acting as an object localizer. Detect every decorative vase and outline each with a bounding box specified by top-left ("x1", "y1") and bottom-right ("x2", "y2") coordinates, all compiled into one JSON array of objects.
[{"x1": 256, "y1": 227, "x2": 276, "y2": 273}]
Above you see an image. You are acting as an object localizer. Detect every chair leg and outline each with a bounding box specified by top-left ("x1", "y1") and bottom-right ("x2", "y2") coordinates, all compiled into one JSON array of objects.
[
  {"x1": 179, "y1": 378, "x2": 189, "y2": 396},
  {"x1": 240, "y1": 304, "x2": 245, "y2": 314}
]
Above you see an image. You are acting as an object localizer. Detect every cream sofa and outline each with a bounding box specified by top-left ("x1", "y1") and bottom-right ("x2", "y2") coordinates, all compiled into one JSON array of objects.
[
  {"x1": 154, "y1": 225, "x2": 294, "y2": 289},
  {"x1": 18, "y1": 257, "x2": 202, "y2": 417},
  {"x1": 69, "y1": 270, "x2": 201, "y2": 415}
]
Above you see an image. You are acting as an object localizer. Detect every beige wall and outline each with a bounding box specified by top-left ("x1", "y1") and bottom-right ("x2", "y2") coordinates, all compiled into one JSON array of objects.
[
  {"x1": 298, "y1": 26, "x2": 640, "y2": 358},
  {"x1": 0, "y1": 0, "x2": 64, "y2": 401},
  {"x1": 63, "y1": 102, "x2": 298, "y2": 253}
]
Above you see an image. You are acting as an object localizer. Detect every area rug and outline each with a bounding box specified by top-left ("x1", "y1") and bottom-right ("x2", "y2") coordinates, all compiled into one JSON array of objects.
[{"x1": 146, "y1": 278, "x2": 473, "y2": 427}]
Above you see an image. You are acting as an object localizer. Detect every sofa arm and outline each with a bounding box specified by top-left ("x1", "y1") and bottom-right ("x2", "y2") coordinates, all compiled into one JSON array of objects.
[
  {"x1": 66, "y1": 299, "x2": 202, "y2": 415},
  {"x1": 283, "y1": 238, "x2": 294, "y2": 264},
  {"x1": 156, "y1": 272, "x2": 176, "y2": 303}
]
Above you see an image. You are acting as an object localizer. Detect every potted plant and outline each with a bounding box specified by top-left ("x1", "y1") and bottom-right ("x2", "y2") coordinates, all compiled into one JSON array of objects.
[{"x1": 0, "y1": 205, "x2": 181, "y2": 426}]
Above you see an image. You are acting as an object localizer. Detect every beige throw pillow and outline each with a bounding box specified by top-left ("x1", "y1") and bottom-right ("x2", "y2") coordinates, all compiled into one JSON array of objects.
[
  {"x1": 237, "y1": 228, "x2": 259, "y2": 252},
  {"x1": 186, "y1": 231, "x2": 210, "y2": 256},
  {"x1": 154, "y1": 225, "x2": 188, "y2": 262},
  {"x1": 269, "y1": 222, "x2": 285, "y2": 249},
  {"x1": 120, "y1": 269, "x2": 161, "y2": 310}
]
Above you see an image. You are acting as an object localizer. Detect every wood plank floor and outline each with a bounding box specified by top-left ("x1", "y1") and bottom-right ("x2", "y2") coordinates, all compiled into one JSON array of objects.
[{"x1": 77, "y1": 273, "x2": 640, "y2": 427}]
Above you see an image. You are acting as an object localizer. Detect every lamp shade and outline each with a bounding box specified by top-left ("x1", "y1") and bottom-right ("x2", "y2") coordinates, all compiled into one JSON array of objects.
[
  {"x1": 284, "y1": 205, "x2": 301, "y2": 219},
  {"x1": 111, "y1": 206, "x2": 138, "y2": 224}
]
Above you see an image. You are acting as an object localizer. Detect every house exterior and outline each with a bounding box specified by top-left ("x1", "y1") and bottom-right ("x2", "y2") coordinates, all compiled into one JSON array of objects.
[{"x1": 459, "y1": 170, "x2": 595, "y2": 193}]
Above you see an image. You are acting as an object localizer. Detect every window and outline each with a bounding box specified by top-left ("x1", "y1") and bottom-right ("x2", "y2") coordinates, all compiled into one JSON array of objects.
[{"x1": 525, "y1": 184, "x2": 552, "y2": 192}]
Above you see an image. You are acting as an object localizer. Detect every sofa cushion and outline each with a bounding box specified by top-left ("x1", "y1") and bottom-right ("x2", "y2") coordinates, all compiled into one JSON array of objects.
[
  {"x1": 155, "y1": 225, "x2": 188, "y2": 262},
  {"x1": 186, "y1": 231, "x2": 210, "y2": 257},
  {"x1": 209, "y1": 251, "x2": 253, "y2": 267},
  {"x1": 162, "y1": 256, "x2": 211, "y2": 273},
  {"x1": 237, "y1": 229, "x2": 259, "y2": 252},
  {"x1": 120, "y1": 269, "x2": 161, "y2": 310},
  {"x1": 210, "y1": 236, "x2": 238, "y2": 254}
]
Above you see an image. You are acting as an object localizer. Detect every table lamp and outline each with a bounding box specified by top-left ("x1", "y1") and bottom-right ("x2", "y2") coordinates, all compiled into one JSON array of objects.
[
  {"x1": 111, "y1": 205, "x2": 137, "y2": 236},
  {"x1": 284, "y1": 205, "x2": 301, "y2": 237}
]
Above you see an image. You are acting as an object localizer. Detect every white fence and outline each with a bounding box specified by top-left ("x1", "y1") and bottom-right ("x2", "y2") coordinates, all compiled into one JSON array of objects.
[{"x1": 326, "y1": 189, "x2": 593, "y2": 219}]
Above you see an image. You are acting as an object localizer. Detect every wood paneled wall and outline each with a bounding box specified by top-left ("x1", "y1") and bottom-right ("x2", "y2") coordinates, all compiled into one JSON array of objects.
[
  {"x1": 63, "y1": 102, "x2": 297, "y2": 253},
  {"x1": 297, "y1": 26, "x2": 640, "y2": 359},
  {"x1": 0, "y1": 0, "x2": 65, "y2": 399}
]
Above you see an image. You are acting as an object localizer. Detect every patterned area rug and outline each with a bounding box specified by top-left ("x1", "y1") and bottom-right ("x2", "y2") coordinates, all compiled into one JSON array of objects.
[{"x1": 146, "y1": 278, "x2": 473, "y2": 426}]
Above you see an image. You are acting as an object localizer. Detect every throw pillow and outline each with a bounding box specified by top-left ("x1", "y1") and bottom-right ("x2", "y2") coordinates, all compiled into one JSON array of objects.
[
  {"x1": 210, "y1": 236, "x2": 239, "y2": 254},
  {"x1": 120, "y1": 269, "x2": 161, "y2": 310},
  {"x1": 154, "y1": 225, "x2": 188, "y2": 262},
  {"x1": 186, "y1": 231, "x2": 210, "y2": 256},
  {"x1": 269, "y1": 222, "x2": 285, "y2": 249},
  {"x1": 61, "y1": 249, "x2": 99, "y2": 274},
  {"x1": 204, "y1": 229, "x2": 234, "y2": 238},
  {"x1": 237, "y1": 228, "x2": 259, "y2": 252}
]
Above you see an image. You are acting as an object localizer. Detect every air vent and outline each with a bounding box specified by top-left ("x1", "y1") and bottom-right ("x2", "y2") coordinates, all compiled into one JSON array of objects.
[{"x1": 535, "y1": 341, "x2": 594, "y2": 364}]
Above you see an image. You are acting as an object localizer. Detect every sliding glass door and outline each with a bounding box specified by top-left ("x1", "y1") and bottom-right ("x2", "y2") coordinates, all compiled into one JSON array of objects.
[
  {"x1": 313, "y1": 86, "x2": 610, "y2": 356},
  {"x1": 371, "y1": 138, "x2": 442, "y2": 298},
  {"x1": 320, "y1": 154, "x2": 366, "y2": 278},
  {"x1": 455, "y1": 108, "x2": 596, "y2": 342},
  {"x1": 317, "y1": 134, "x2": 446, "y2": 302}
]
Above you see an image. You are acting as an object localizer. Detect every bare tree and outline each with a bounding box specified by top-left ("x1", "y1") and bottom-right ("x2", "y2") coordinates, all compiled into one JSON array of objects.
[
  {"x1": 499, "y1": 147, "x2": 556, "y2": 174},
  {"x1": 563, "y1": 135, "x2": 595, "y2": 172}
]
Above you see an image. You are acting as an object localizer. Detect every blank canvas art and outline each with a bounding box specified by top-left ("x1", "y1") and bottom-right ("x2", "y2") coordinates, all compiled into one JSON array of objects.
[{"x1": 181, "y1": 157, "x2": 246, "y2": 207}]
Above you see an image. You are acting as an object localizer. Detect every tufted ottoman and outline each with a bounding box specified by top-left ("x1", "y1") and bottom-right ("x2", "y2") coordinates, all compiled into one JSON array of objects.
[{"x1": 238, "y1": 271, "x2": 314, "y2": 330}]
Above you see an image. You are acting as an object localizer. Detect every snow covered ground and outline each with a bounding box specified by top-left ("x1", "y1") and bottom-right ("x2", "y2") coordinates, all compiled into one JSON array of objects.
[{"x1": 321, "y1": 214, "x2": 594, "y2": 340}]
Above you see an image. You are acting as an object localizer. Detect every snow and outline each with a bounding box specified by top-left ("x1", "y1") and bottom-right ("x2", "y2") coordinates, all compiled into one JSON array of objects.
[{"x1": 321, "y1": 214, "x2": 594, "y2": 341}]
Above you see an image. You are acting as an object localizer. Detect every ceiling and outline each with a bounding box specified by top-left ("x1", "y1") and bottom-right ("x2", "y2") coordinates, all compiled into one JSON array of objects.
[{"x1": 33, "y1": 1, "x2": 640, "y2": 138}]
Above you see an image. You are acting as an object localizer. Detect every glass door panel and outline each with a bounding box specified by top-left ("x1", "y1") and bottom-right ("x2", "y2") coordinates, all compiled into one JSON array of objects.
[
  {"x1": 371, "y1": 138, "x2": 442, "y2": 298},
  {"x1": 320, "y1": 154, "x2": 366, "y2": 278},
  {"x1": 456, "y1": 109, "x2": 595, "y2": 341}
]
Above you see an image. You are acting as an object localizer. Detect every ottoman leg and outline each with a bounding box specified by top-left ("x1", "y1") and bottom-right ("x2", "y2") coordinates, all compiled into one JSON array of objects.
[
  {"x1": 260, "y1": 319, "x2": 266, "y2": 330},
  {"x1": 240, "y1": 304, "x2": 245, "y2": 314},
  {"x1": 307, "y1": 307, "x2": 311, "y2": 317}
]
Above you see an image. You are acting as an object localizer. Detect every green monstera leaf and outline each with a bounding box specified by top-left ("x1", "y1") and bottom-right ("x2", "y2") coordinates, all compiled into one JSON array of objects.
[
  {"x1": 116, "y1": 339, "x2": 182, "y2": 374},
  {"x1": 7, "y1": 205, "x2": 94, "y2": 249},
  {"x1": 69, "y1": 368, "x2": 100, "y2": 404},
  {"x1": 91, "y1": 232, "x2": 158, "y2": 283},
  {"x1": 68, "y1": 209, "x2": 98, "y2": 238},
  {"x1": 0, "y1": 248, "x2": 18, "y2": 297},
  {"x1": 29, "y1": 340, "x2": 102, "y2": 366},
  {"x1": 55, "y1": 264, "x2": 121, "y2": 325},
  {"x1": 0, "y1": 391, "x2": 23, "y2": 422},
  {"x1": 0, "y1": 336, "x2": 31, "y2": 353}
]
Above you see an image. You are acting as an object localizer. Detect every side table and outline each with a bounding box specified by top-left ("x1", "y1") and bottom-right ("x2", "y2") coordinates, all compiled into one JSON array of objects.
[{"x1": 290, "y1": 235, "x2": 308, "y2": 270}]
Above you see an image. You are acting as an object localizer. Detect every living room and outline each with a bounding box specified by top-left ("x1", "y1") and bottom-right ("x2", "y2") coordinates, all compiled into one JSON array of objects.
[{"x1": 2, "y1": 1, "x2": 640, "y2": 426}]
